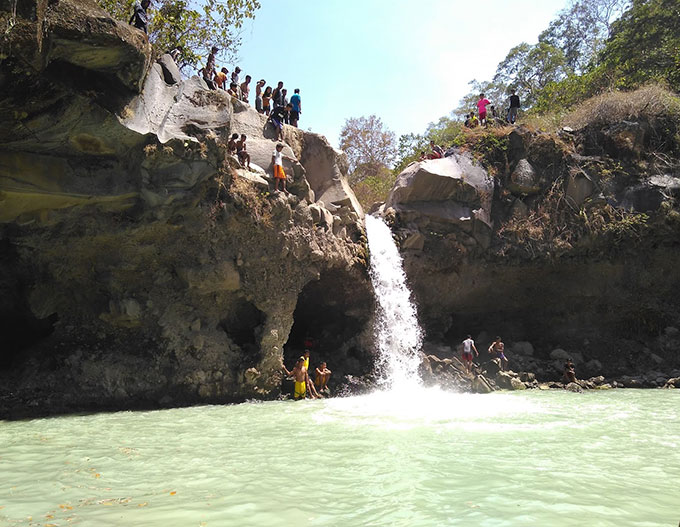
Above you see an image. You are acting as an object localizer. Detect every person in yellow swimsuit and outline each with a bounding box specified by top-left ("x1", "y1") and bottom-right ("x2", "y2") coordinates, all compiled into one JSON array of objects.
[{"x1": 282, "y1": 357, "x2": 308, "y2": 400}]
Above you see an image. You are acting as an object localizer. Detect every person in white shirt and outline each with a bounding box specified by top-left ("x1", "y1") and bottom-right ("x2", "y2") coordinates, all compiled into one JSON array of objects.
[
  {"x1": 272, "y1": 143, "x2": 297, "y2": 193},
  {"x1": 461, "y1": 334, "x2": 479, "y2": 375}
]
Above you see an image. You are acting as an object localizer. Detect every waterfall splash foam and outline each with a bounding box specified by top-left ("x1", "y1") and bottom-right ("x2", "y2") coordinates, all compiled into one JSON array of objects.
[{"x1": 365, "y1": 215, "x2": 423, "y2": 389}]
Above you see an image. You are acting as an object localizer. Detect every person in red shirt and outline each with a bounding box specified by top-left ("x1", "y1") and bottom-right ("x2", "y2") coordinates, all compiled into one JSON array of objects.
[{"x1": 477, "y1": 93, "x2": 491, "y2": 126}]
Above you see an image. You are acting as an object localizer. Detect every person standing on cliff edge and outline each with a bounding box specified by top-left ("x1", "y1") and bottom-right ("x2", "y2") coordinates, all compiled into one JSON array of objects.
[
  {"x1": 129, "y1": 0, "x2": 151, "y2": 35},
  {"x1": 462, "y1": 334, "x2": 479, "y2": 375},
  {"x1": 289, "y1": 89, "x2": 301, "y2": 127}
]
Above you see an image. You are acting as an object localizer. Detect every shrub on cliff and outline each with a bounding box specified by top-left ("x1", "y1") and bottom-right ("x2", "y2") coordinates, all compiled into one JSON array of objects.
[{"x1": 98, "y1": 0, "x2": 260, "y2": 68}]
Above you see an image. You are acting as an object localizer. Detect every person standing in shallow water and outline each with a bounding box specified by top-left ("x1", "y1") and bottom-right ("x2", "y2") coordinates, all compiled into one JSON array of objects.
[{"x1": 461, "y1": 334, "x2": 479, "y2": 375}]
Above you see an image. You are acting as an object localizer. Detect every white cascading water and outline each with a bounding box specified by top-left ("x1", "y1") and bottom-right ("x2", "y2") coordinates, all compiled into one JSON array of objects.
[{"x1": 365, "y1": 214, "x2": 423, "y2": 389}]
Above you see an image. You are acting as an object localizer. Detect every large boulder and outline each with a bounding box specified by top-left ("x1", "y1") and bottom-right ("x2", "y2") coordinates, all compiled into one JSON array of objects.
[
  {"x1": 508, "y1": 159, "x2": 540, "y2": 195},
  {"x1": 383, "y1": 153, "x2": 493, "y2": 249}
]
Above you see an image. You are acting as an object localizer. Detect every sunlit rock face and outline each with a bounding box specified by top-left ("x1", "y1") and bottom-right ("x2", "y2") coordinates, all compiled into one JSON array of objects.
[
  {"x1": 0, "y1": 0, "x2": 372, "y2": 416},
  {"x1": 381, "y1": 126, "x2": 680, "y2": 379}
]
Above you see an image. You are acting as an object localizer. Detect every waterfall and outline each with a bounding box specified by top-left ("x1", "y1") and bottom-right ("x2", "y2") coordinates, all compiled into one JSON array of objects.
[{"x1": 365, "y1": 215, "x2": 423, "y2": 389}]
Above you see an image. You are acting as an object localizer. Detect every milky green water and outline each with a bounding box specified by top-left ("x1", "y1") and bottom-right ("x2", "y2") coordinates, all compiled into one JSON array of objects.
[{"x1": 1, "y1": 389, "x2": 679, "y2": 527}]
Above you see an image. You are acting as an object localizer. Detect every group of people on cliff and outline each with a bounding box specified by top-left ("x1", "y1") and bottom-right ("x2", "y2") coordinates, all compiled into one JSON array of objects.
[
  {"x1": 282, "y1": 348, "x2": 332, "y2": 400},
  {"x1": 200, "y1": 46, "x2": 303, "y2": 129},
  {"x1": 127, "y1": 4, "x2": 303, "y2": 131},
  {"x1": 465, "y1": 92, "x2": 521, "y2": 128}
]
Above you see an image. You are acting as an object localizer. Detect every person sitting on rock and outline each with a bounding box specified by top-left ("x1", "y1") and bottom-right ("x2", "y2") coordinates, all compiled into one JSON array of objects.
[
  {"x1": 427, "y1": 140, "x2": 444, "y2": 159},
  {"x1": 563, "y1": 359, "x2": 577, "y2": 384},
  {"x1": 129, "y1": 0, "x2": 151, "y2": 35},
  {"x1": 263, "y1": 86, "x2": 273, "y2": 115},
  {"x1": 272, "y1": 143, "x2": 296, "y2": 193},
  {"x1": 227, "y1": 133, "x2": 239, "y2": 155},
  {"x1": 315, "y1": 361, "x2": 332, "y2": 393},
  {"x1": 418, "y1": 151, "x2": 427, "y2": 161},
  {"x1": 201, "y1": 46, "x2": 219, "y2": 89},
  {"x1": 465, "y1": 112, "x2": 479, "y2": 128},
  {"x1": 227, "y1": 82, "x2": 239, "y2": 98},
  {"x1": 461, "y1": 334, "x2": 479, "y2": 375},
  {"x1": 488, "y1": 336, "x2": 508, "y2": 371},
  {"x1": 214, "y1": 67, "x2": 228, "y2": 90},
  {"x1": 269, "y1": 104, "x2": 292, "y2": 141},
  {"x1": 236, "y1": 134, "x2": 250, "y2": 169}
]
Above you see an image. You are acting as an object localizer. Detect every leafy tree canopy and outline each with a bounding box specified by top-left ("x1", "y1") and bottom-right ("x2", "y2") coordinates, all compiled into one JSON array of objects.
[{"x1": 98, "y1": 0, "x2": 260, "y2": 69}]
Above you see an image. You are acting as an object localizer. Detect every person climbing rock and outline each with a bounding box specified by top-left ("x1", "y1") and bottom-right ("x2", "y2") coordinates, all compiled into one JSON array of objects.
[
  {"x1": 476, "y1": 93, "x2": 491, "y2": 126},
  {"x1": 488, "y1": 336, "x2": 508, "y2": 371},
  {"x1": 236, "y1": 134, "x2": 251, "y2": 169},
  {"x1": 315, "y1": 362, "x2": 332, "y2": 393},
  {"x1": 269, "y1": 104, "x2": 292, "y2": 141},
  {"x1": 129, "y1": 0, "x2": 151, "y2": 34},
  {"x1": 461, "y1": 334, "x2": 479, "y2": 375},
  {"x1": 289, "y1": 89, "x2": 301, "y2": 127},
  {"x1": 227, "y1": 133, "x2": 239, "y2": 155},
  {"x1": 272, "y1": 143, "x2": 296, "y2": 193}
]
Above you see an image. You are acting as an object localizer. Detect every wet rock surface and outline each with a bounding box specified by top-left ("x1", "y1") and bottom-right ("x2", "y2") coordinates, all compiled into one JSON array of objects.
[{"x1": 380, "y1": 120, "x2": 680, "y2": 383}]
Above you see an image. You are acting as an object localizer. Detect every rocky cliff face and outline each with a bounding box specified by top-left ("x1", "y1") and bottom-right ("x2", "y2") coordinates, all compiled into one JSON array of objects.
[
  {"x1": 0, "y1": 0, "x2": 373, "y2": 416},
  {"x1": 381, "y1": 123, "x2": 680, "y2": 381}
]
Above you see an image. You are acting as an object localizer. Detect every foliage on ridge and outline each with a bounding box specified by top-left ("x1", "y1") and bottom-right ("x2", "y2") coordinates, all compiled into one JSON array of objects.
[{"x1": 97, "y1": 0, "x2": 260, "y2": 69}]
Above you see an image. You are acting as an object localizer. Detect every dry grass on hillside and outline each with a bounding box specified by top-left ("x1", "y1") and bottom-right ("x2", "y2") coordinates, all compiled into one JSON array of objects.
[{"x1": 562, "y1": 85, "x2": 680, "y2": 130}]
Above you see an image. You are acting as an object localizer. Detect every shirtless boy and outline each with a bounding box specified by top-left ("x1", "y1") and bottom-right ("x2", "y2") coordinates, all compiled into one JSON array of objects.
[
  {"x1": 283, "y1": 357, "x2": 309, "y2": 400},
  {"x1": 236, "y1": 134, "x2": 250, "y2": 169},
  {"x1": 488, "y1": 336, "x2": 508, "y2": 371},
  {"x1": 315, "y1": 362, "x2": 332, "y2": 392}
]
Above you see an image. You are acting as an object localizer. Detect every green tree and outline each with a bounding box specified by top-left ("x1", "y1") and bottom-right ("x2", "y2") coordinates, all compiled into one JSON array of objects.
[
  {"x1": 598, "y1": 0, "x2": 680, "y2": 91},
  {"x1": 493, "y1": 42, "x2": 568, "y2": 108},
  {"x1": 539, "y1": 0, "x2": 631, "y2": 73},
  {"x1": 97, "y1": 0, "x2": 260, "y2": 69}
]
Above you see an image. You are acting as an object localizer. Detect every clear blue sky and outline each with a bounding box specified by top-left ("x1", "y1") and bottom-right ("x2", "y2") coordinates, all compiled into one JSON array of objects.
[{"x1": 232, "y1": 0, "x2": 567, "y2": 148}]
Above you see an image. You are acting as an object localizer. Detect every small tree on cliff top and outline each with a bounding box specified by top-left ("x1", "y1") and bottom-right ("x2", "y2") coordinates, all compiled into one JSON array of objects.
[
  {"x1": 98, "y1": 0, "x2": 260, "y2": 69},
  {"x1": 339, "y1": 115, "x2": 397, "y2": 178}
]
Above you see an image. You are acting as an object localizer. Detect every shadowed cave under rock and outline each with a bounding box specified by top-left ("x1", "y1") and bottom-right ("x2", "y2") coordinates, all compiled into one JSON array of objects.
[{"x1": 284, "y1": 268, "x2": 375, "y2": 383}]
